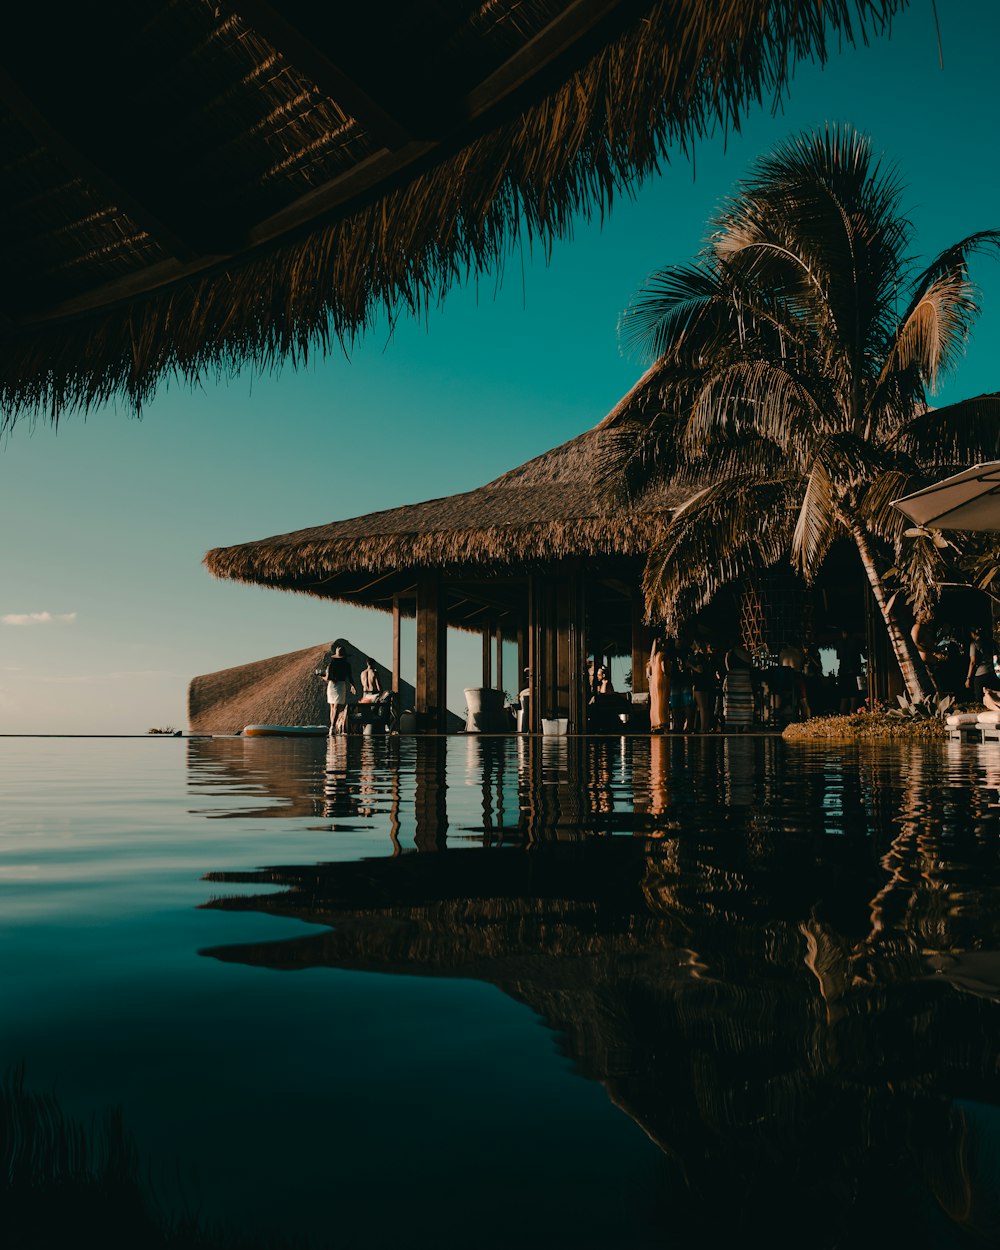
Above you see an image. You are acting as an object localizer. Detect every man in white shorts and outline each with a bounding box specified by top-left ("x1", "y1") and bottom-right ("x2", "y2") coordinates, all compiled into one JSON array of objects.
[{"x1": 321, "y1": 644, "x2": 356, "y2": 735}]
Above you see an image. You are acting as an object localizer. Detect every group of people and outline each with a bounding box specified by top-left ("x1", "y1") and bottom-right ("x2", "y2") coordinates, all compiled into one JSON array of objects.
[
  {"x1": 319, "y1": 645, "x2": 383, "y2": 735},
  {"x1": 643, "y1": 633, "x2": 861, "y2": 733},
  {"x1": 912, "y1": 616, "x2": 998, "y2": 703},
  {"x1": 645, "y1": 638, "x2": 754, "y2": 734}
]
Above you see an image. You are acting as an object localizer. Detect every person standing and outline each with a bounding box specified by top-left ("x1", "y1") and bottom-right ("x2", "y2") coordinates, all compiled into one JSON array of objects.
[
  {"x1": 967, "y1": 627, "x2": 993, "y2": 704},
  {"x1": 723, "y1": 644, "x2": 755, "y2": 731},
  {"x1": 725, "y1": 645, "x2": 755, "y2": 730},
  {"x1": 320, "y1": 644, "x2": 356, "y2": 735},
  {"x1": 689, "y1": 641, "x2": 717, "y2": 732},
  {"x1": 670, "y1": 643, "x2": 695, "y2": 731},
  {"x1": 835, "y1": 629, "x2": 864, "y2": 714},
  {"x1": 647, "y1": 637, "x2": 671, "y2": 734}
]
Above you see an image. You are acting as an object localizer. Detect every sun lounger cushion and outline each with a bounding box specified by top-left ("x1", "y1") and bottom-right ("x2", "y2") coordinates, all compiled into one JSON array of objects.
[
  {"x1": 947, "y1": 713, "x2": 982, "y2": 726},
  {"x1": 976, "y1": 712, "x2": 1000, "y2": 725}
]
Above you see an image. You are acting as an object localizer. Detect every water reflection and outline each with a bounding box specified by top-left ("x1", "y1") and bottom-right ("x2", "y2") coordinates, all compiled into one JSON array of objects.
[{"x1": 191, "y1": 735, "x2": 1000, "y2": 1244}]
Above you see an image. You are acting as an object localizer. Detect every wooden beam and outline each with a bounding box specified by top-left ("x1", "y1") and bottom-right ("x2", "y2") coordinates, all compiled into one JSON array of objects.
[
  {"x1": 465, "y1": 0, "x2": 640, "y2": 125},
  {"x1": 14, "y1": 0, "x2": 650, "y2": 326},
  {"x1": 568, "y1": 574, "x2": 586, "y2": 733},
  {"x1": 225, "y1": 2, "x2": 415, "y2": 148},
  {"x1": 391, "y1": 595, "x2": 401, "y2": 695},
  {"x1": 482, "y1": 627, "x2": 492, "y2": 689},
  {"x1": 495, "y1": 625, "x2": 504, "y2": 694},
  {"x1": 527, "y1": 575, "x2": 539, "y2": 734},
  {"x1": 0, "y1": 65, "x2": 204, "y2": 266},
  {"x1": 415, "y1": 573, "x2": 446, "y2": 732},
  {"x1": 631, "y1": 591, "x2": 652, "y2": 696}
]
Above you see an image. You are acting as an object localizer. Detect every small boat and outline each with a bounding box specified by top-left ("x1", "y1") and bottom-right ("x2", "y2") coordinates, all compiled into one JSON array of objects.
[{"x1": 242, "y1": 724, "x2": 329, "y2": 737}]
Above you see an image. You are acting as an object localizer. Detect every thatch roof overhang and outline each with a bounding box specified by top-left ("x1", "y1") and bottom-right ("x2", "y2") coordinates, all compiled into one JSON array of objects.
[
  {"x1": 0, "y1": 1, "x2": 904, "y2": 425},
  {"x1": 204, "y1": 410, "x2": 690, "y2": 615}
]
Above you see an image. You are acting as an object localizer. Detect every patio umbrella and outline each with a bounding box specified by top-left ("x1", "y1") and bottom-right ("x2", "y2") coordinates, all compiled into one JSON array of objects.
[{"x1": 891, "y1": 463, "x2": 1000, "y2": 532}]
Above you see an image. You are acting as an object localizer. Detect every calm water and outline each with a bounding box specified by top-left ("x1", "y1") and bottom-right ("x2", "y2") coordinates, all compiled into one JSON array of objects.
[{"x1": 3, "y1": 734, "x2": 1000, "y2": 1248}]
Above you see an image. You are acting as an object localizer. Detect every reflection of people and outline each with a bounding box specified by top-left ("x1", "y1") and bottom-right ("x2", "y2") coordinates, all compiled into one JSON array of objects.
[
  {"x1": 647, "y1": 638, "x2": 670, "y2": 733},
  {"x1": 361, "y1": 658, "x2": 381, "y2": 701},
  {"x1": 320, "y1": 644, "x2": 356, "y2": 735}
]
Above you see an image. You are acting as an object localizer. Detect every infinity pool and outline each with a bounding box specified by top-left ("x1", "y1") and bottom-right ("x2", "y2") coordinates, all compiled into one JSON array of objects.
[{"x1": 2, "y1": 734, "x2": 999, "y2": 1248}]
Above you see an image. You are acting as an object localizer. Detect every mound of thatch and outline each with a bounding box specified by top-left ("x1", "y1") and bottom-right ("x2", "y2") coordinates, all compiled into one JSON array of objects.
[
  {"x1": 0, "y1": 1, "x2": 904, "y2": 426},
  {"x1": 188, "y1": 637, "x2": 461, "y2": 734}
]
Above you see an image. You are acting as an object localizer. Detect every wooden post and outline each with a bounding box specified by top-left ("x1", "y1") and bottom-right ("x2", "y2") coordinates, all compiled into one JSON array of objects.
[
  {"x1": 416, "y1": 573, "x2": 446, "y2": 732},
  {"x1": 528, "y1": 574, "x2": 540, "y2": 733},
  {"x1": 495, "y1": 625, "x2": 505, "y2": 695},
  {"x1": 631, "y1": 591, "x2": 652, "y2": 696},
  {"x1": 391, "y1": 594, "x2": 401, "y2": 695},
  {"x1": 482, "y1": 626, "x2": 492, "y2": 689},
  {"x1": 567, "y1": 573, "x2": 586, "y2": 733}
]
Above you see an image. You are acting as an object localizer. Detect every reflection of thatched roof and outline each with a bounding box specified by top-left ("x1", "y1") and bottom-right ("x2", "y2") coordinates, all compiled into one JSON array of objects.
[
  {"x1": 199, "y1": 837, "x2": 1000, "y2": 1242},
  {"x1": 188, "y1": 637, "x2": 463, "y2": 733},
  {"x1": 203, "y1": 378, "x2": 690, "y2": 600},
  {"x1": 0, "y1": 2, "x2": 902, "y2": 426}
]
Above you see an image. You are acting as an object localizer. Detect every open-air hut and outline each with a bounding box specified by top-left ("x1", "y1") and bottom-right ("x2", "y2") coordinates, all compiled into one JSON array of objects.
[
  {"x1": 205, "y1": 374, "x2": 690, "y2": 732},
  {"x1": 0, "y1": 2, "x2": 902, "y2": 428}
]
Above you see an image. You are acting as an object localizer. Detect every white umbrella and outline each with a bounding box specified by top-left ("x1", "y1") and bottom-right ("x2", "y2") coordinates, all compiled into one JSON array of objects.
[{"x1": 891, "y1": 462, "x2": 1000, "y2": 532}]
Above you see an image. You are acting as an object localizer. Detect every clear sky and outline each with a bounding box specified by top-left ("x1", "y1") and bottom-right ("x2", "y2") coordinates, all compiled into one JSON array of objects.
[{"x1": 3, "y1": 1, "x2": 999, "y2": 733}]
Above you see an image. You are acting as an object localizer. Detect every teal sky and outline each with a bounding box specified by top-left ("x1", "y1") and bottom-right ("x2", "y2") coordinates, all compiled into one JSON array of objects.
[{"x1": 3, "y1": 1, "x2": 999, "y2": 733}]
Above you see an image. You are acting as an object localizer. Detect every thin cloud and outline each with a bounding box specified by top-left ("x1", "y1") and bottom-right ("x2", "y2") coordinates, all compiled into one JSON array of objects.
[{"x1": 2, "y1": 611, "x2": 77, "y2": 626}]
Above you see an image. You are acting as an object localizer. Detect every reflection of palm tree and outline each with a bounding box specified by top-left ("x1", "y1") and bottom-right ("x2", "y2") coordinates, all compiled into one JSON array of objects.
[{"x1": 615, "y1": 127, "x2": 1000, "y2": 698}]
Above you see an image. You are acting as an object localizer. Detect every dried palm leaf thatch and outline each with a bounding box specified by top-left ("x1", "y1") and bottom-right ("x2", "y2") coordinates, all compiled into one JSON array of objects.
[
  {"x1": 0, "y1": 0, "x2": 905, "y2": 427},
  {"x1": 203, "y1": 414, "x2": 689, "y2": 599}
]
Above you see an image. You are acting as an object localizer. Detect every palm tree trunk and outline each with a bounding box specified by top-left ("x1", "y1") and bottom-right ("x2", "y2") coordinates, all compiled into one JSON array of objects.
[{"x1": 847, "y1": 520, "x2": 935, "y2": 702}]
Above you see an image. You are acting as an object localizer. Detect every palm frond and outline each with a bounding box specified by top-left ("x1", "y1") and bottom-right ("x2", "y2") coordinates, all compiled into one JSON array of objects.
[
  {"x1": 882, "y1": 233, "x2": 1000, "y2": 397},
  {"x1": 618, "y1": 262, "x2": 725, "y2": 363},
  {"x1": 855, "y1": 468, "x2": 920, "y2": 542},
  {"x1": 643, "y1": 476, "x2": 795, "y2": 623},
  {"x1": 683, "y1": 358, "x2": 829, "y2": 452},
  {"x1": 791, "y1": 459, "x2": 840, "y2": 576},
  {"x1": 891, "y1": 393, "x2": 1000, "y2": 464},
  {"x1": 595, "y1": 416, "x2": 685, "y2": 507}
]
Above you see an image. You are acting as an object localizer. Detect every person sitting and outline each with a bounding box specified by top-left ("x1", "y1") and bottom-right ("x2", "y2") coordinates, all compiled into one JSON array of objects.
[
  {"x1": 595, "y1": 665, "x2": 614, "y2": 695},
  {"x1": 360, "y1": 658, "x2": 381, "y2": 702}
]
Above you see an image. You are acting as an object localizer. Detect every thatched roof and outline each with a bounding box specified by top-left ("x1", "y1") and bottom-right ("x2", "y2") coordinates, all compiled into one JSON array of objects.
[
  {"x1": 188, "y1": 637, "x2": 466, "y2": 734},
  {"x1": 204, "y1": 368, "x2": 688, "y2": 607},
  {"x1": 0, "y1": 1, "x2": 904, "y2": 427}
]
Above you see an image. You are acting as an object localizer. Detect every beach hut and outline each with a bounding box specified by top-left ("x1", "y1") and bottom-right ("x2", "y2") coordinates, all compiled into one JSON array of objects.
[
  {"x1": 0, "y1": 2, "x2": 902, "y2": 428},
  {"x1": 205, "y1": 372, "x2": 692, "y2": 732}
]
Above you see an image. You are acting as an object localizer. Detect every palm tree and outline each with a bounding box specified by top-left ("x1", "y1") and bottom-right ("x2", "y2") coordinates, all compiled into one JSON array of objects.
[{"x1": 615, "y1": 126, "x2": 1000, "y2": 701}]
